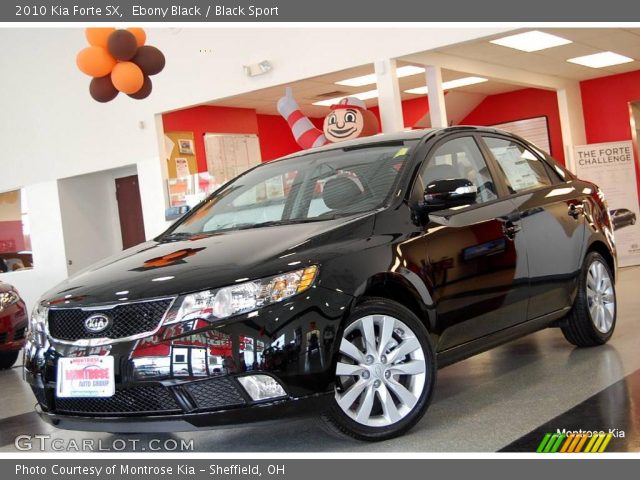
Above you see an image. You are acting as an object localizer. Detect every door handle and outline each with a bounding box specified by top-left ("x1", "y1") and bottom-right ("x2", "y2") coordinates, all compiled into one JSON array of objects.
[
  {"x1": 568, "y1": 203, "x2": 584, "y2": 219},
  {"x1": 503, "y1": 220, "x2": 521, "y2": 239}
]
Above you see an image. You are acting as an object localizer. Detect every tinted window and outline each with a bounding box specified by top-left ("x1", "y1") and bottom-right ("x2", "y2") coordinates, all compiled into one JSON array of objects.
[
  {"x1": 483, "y1": 137, "x2": 552, "y2": 193},
  {"x1": 415, "y1": 136, "x2": 498, "y2": 204},
  {"x1": 165, "y1": 141, "x2": 415, "y2": 236}
]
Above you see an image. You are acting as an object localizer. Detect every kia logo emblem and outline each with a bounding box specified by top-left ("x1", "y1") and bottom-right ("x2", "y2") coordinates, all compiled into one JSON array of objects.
[{"x1": 84, "y1": 314, "x2": 111, "y2": 333}]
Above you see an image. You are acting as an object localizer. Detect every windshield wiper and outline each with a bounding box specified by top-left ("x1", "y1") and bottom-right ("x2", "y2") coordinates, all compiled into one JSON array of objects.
[{"x1": 233, "y1": 218, "x2": 329, "y2": 230}]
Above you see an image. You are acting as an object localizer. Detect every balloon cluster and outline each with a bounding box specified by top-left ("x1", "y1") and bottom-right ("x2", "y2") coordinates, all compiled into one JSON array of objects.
[{"x1": 76, "y1": 28, "x2": 165, "y2": 103}]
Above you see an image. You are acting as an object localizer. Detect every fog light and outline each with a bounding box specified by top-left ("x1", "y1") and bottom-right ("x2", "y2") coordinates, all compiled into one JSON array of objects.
[{"x1": 237, "y1": 375, "x2": 286, "y2": 401}]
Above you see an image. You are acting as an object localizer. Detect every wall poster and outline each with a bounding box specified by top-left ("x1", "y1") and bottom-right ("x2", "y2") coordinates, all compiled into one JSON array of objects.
[{"x1": 574, "y1": 141, "x2": 640, "y2": 267}]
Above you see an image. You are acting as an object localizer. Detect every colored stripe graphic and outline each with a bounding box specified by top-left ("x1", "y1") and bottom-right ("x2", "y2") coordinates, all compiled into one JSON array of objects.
[{"x1": 536, "y1": 432, "x2": 613, "y2": 453}]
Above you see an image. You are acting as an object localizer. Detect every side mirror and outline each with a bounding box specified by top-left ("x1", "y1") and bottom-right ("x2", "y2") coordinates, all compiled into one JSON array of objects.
[{"x1": 422, "y1": 178, "x2": 477, "y2": 211}]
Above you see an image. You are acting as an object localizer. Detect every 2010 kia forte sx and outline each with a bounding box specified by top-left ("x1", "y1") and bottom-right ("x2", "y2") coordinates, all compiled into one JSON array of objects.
[{"x1": 25, "y1": 127, "x2": 617, "y2": 441}]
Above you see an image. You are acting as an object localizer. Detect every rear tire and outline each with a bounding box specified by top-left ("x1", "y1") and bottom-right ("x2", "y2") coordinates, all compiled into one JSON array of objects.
[
  {"x1": 561, "y1": 252, "x2": 616, "y2": 347},
  {"x1": 0, "y1": 350, "x2": 20, "y2": 369},
  {"x1": 320, "y1": 297, "x2": 436, "y2": 441}
]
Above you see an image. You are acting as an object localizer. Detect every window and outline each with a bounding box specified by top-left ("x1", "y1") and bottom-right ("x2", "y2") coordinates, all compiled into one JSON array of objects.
[
  {"x1": 415, "y1": 136, "x2": 498, "y2": 204},
  {"x1": 483, "y1": 136, "x2": 552, "y2": 193},
  {"x1": 166, "y1": 141, "x2": 414, "y2": 236},
  {"x1": 0, "y1": 189, "x2": 33, "y2": 273}
]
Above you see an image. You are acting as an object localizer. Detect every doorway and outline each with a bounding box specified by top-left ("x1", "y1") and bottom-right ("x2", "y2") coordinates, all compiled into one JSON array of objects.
[{"x1": 115, "y1": 175, "x2": 146, "y2": 249}]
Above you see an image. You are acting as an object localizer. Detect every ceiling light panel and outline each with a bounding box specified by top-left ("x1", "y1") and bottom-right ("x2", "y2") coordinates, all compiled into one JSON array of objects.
[
  {"x1": 335, "y1": 65, "x2": 425, "y2": 87},
  {"x1": 404, "y1": 76, "x2": 488, "y2": 95},
  {"x1": 312, "y1": 90, "x2": 379, "y2": 106},
  {"x1": 567, "y1": 51, "x2": 634, "y2": 68},
  {"x1": 490, "y1": 30, "x2": 572, "y2": 52}
]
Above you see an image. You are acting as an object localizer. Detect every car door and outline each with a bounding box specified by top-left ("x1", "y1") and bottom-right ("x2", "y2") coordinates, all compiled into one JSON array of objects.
[
  {"x1": 401, "y1": 134, "x2": 530, "y2": 351},
  {"x1": 480, "y1": 134, "x2": 586, "y2": 320}
]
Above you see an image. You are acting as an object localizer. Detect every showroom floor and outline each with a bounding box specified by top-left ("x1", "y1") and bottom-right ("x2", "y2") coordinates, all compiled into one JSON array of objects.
[{"x1": 1, "y1": 267, "x2": 639, "y2": 453}]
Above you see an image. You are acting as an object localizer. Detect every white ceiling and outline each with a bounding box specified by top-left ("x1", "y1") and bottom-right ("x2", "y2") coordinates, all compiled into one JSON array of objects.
[
  {"x1": 208, "y1": 28, "x2": 640, "y2": 118},
  {"x1": 434, "y1": 28, "x2": 640, "y2": 81}
]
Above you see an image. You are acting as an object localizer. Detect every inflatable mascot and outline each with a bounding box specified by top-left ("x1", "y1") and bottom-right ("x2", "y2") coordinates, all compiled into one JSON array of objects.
[{"x1": 277, "y1": 87, "x2": 380, "y2": 149}]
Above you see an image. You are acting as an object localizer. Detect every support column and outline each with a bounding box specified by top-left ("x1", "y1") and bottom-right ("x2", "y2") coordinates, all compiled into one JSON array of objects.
[
  {"x1": 374, "y1": 59, "x2": 404, "y2": 133},
  {"x1": 557, "y1": 82, "x2": 587, "y2": 173},
  {"x1": 425, "y1": 65, "x2": 448, "y2": 128}
]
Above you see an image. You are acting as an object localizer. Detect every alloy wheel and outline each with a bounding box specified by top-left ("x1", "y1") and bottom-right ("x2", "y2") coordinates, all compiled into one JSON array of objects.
[
  {"x1": 334, "y1": 315, "x2": 426, "y2": 427},
  {"x1": 586, "y1": 260, "x2": 615, "y2": 333}
]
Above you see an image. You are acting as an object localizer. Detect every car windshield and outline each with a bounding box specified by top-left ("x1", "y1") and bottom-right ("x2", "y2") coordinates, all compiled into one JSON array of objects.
[{"x1": 163, "y1": 141, "x2": 416, "y2": 237}]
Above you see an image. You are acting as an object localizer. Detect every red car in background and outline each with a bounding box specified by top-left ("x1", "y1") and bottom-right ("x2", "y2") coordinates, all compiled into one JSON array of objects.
[{"x1": 0, "y1": 281, "x2": 27, "y2": 369}]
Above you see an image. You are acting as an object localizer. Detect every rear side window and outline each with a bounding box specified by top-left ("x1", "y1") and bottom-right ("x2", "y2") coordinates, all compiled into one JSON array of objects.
[{"x1": 483, "y1": 136, "x2": 552, "y2": 194}]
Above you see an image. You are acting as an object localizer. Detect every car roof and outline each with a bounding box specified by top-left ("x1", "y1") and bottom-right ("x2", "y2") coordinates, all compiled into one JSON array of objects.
[{"x1": 277, "y1": 126, "x2": 522, "y2": 160}]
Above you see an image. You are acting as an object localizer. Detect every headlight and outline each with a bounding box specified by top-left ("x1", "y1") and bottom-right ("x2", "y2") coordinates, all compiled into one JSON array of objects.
[
  {"x1": 171, "y1": 265, "x2": 318, "y2": 324},
  {"x1": 0, "y1": 291, "x2": 19, "y2": 311},
  {"x1": 27, "y1": 303, "x2": 48, "y2": 347}
]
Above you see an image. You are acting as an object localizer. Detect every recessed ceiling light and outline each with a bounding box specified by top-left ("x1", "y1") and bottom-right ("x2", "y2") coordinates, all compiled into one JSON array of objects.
[
  {"x1": 567, "y1": 51, "x2": 634, "y2": 68},
  {"x1": 404, "y1": 76, "x2": 488, "y2": 95},
  {"x1": 490, "y1": 30, "x2": 572, "y2": 52},
  {"x1": 312, "y1": 90, "x2": 378, "y2": 107},
  {"x1": 335, "y1": 65, "x2": 425, "y2": 87}
]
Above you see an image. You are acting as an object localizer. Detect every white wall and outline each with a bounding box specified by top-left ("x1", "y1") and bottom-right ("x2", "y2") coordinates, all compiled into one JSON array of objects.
[
  {"x1": 0, "y1": 26, "x2": 512, "y2": 306},
  {"x1": 0, "y1": 181, "x2": 68, "y2": 311},
  {"x1": 58, "y1": 165, "x2": 137, "y2": 276}
]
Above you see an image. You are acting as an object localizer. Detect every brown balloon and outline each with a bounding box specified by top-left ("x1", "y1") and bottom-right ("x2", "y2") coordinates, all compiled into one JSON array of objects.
[
  {"x1": 132, "y1": 46, "x2": 166, "y2": 76},
  {"x1": 107, "y1": 29, "x2": 138, "y2": 61},
  {"x1": 128, "y1": 76, "x2": 153, "y2": 100},
  {"x1": 89, "y1": 75, "x2": 119, "y2": 103}
]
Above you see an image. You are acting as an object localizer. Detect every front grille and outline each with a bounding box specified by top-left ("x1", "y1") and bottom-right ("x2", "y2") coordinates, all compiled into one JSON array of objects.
[
  {"x1": 183, "y1": 377, "x2": 247, "y2": 411},
  {"x1": 54, "y1": 385, "x2": 181, "y2": 416},
  {"x1": 48, "y1": 298, "x2": 173, "y2": 342}
]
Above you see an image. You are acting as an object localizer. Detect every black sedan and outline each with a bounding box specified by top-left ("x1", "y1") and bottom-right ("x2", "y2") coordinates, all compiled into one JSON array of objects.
[
  {"x1": 610, "y1": 208, "x2": 636, "y2": 230},
  {"x1": 24, "y1": 127, "x2": 616, "y2": 441}
]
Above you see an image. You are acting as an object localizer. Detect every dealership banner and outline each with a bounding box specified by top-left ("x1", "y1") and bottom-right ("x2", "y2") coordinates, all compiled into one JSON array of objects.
[
  {"x1": 3, "y1": 459, "x2": 640, "y2": 480},
  {"x1": 2, "y1": 0, "x2": 640, "y2": 22},
  {"x1": 575, "y1": 141, "x2": 640, "y2": 267}
]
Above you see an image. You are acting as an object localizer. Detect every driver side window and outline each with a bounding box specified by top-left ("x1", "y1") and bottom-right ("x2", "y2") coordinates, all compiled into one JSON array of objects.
[{"x1": 415, "y1": 136, "x2": 498, "y2": 204}]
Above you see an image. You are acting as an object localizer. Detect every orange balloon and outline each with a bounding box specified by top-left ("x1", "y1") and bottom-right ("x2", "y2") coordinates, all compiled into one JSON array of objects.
[
  {"x1": 127, "y1": 28, "x2": 146, "y2": 47},
  {"x1": 85, "y1": 28, "x2": 115, "y2": 47},
  {"x1": 111, "y1": 62, "x2": 144, "y2": 94},
  {"x1": 76, "y1": 46, "x2": 117, "y2": 77}
]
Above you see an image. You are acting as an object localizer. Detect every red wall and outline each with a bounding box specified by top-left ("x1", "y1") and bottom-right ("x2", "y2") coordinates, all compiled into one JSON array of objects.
[
  {"x1": 0, "y1": 221, "x2": 25, "y2": 253},
  {"x1": 369, "y1": 96, "x2": 430, "y2": 129},
  {"x1": 461, "y1": 88, "x2": 565, "y2": 165},
  {"x1": 581, "y1": 70, "x2": 640, "y2": 144},
  {"x1": 163, "y1": 97, "x2": 431, "y2": 170},
  {"x1": 162, "y1": 106, "x2": 260, "y2": 172}
]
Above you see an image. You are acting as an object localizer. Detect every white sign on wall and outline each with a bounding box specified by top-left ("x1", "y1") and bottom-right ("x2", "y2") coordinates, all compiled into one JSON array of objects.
[{"x1": 574, "y1": 141, "x2": 640, "y2": 267}]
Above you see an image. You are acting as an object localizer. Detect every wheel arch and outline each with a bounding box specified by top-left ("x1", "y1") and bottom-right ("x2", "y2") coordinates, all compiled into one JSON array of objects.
[
  {"x1": 586, "y1": 240, "x2": 616, "y2": 282},
  {"x1": 356, "y1": 272, "x2": 435, "y2": 332}
]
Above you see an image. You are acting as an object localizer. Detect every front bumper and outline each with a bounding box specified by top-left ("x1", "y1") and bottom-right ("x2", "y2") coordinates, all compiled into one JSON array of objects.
[{"x1": 24, "y1": 286, "x2": 352, "y2": 431}]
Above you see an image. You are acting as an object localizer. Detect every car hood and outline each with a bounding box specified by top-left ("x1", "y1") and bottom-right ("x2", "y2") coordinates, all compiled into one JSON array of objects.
[{"x1": 42, "y1": 214, "x2": 375, "y2": 308}]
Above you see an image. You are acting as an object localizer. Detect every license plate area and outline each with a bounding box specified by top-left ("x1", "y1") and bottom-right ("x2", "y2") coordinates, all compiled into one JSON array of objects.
[{"x1": 56, "y1": 356, "x2": 115, "y2": 398}]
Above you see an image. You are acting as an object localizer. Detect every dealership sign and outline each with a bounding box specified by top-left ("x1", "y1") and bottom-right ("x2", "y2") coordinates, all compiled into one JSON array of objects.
[{"x1": 575, "y1": 141, "x2": 640, "y2": 267}]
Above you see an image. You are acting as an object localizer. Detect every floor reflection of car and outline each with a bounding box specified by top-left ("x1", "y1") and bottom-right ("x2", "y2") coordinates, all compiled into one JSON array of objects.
[
  {"x1": 0, "y1": 281, "x2": 27, "y2": 369},
  {"x1": 25, "y1": 127, "x2": 617, "y2": 441},
  {"x1": 610, "y1": 208, "x2": 636, "y2": 230}
]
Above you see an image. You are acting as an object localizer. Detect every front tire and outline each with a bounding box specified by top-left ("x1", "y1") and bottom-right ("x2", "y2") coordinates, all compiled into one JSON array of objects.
[
  {"x1": 0, "y1": 350, "x2": 20, "y2": 369},
  {"x1": 320, "y1": 297, "x2": 436, "y2": 441},
  {"x1": 561, "y1": 252, "x2": 616, "y2": 347}
]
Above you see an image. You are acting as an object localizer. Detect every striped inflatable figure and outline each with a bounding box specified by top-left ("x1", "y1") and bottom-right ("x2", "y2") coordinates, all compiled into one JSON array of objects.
[{"x1": 277, "y1": 87, "x2": 380, "y2": 150}]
